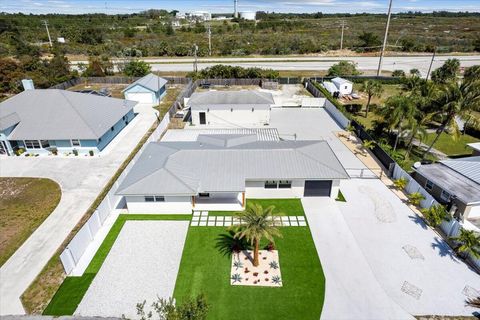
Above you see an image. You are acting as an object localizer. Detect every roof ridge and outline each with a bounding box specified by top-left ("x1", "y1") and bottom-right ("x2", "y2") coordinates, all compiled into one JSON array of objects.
[
  {"x1": 163, "y1": 167, "x2": 198, "y2": 193},
  {"x1": 58, "y1": 90, "x2": 99, "y2": 138}
]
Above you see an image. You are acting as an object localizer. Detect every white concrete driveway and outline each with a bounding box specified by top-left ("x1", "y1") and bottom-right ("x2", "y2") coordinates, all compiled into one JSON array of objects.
[
  {"x1": 302, "y1": 197, "x2": 413, "y2": 320},
  {"x1": 338, "y1": 179, "x2": 480, "y2": 316},
  {"x1": 75, "y1": 221, "x2": 189, "y2": 318},
  {"x1": 0, "y1": 103, "x2": 157, "y2": 315}
]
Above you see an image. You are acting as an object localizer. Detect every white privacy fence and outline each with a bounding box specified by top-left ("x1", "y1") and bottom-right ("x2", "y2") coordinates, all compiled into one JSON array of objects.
[
  {"x1": 60, "y1": 113, "x2": 171, "y2": 274},
  {"x1": 392, "y1": 164, "x2": 480, "y2": 271},
  {"x1": 324, "y1": 100, "x2": 350, "y2": 129}
]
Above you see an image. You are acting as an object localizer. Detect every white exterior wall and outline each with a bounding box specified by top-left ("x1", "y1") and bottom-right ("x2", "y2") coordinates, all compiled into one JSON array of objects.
[
  {"x1": 191, "y1": 109, "x2": 270, "y2": 126},
  {"x1": 331, "y1": 180, "x2": 340, "y2": 199},
  {"x1": 466, "y1": 204, "x2": 480, "y2": 219},
  {"x1": 338, "y1": 83, "x2": 353, "y2": 95},
  {"x1": 125, "y1": 195, "x2": 192, "y2": 214},
  {"x1": 245, "y1": 180, "x2": 304, "y2": 199}
]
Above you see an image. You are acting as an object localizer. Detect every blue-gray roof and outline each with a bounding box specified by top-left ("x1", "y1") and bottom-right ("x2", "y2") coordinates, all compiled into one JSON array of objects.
[
  {"x1": 123, "y1": 73, "x2": 167, "y2": 93},
  {"x1": 0, "y1": 89, "x2": 136, "y2": 140},
  {"x1": 116, "y1": 137, "x2": 349, "y2": 196}
]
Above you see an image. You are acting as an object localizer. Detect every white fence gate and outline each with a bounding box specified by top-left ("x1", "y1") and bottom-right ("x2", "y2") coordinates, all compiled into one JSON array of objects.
[{"x1": 60, "y1": 113, "x2": 171, "y2": 274}]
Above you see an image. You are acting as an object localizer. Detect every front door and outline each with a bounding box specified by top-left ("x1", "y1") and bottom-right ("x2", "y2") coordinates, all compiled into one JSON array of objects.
[{"x1": 199, "y1": 112, "x2": 206, "y2": 125}]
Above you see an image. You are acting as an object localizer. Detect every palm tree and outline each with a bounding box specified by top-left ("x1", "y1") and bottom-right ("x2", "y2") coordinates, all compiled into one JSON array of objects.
[
  {"x1": 360, "y1": 80, "x2": 384, "y2": 118},
  {"x1": 407, "y1": 192, "x2": 425, "y2": 206},
  {"x1": 404, "y1": 110, "x2": 433, "y2": 159},
  {"x1": 422, "y1": 80, "x2": 480, "y2": 159},
  {"x1": 450, "y1": 229, "x2": 480, "y2": 259},
  {"x1": 379, "y1": 95, "x2": 416, "y2": 151},
  {"x1": 232, "y1": 203, "x2": 282, "y2": 267}
]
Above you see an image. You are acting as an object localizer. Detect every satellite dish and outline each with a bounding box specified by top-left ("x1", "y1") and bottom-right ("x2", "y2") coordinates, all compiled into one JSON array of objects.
[{"x1": 413, "y1": 162, "x2": 421, "y2": 169}]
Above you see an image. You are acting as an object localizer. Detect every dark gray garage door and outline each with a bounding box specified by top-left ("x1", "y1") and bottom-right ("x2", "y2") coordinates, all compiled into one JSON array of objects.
[{"x1": 304, "y1": 180, "x2": 332, "y2": 197}]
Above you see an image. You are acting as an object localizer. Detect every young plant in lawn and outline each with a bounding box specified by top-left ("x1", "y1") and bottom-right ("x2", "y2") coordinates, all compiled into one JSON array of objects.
[
  {"x1": 407, "y1": 192, "x2": 425, "y2": 206},
  {"x1": 233, "y1": 260, "x2": 244, "y2": 270},
  {"x1": 231, "y1": 273, "x2": 242, "y2": 284},
  {"x1": 271, "y1": 275, "x2": 282, "y2": 285},
  {"x1": 230, "y1": 203, "x2": 282, "y2": 267},
  {"x1": 269, "y1": 261, "x2": 279, "y2": 270}
]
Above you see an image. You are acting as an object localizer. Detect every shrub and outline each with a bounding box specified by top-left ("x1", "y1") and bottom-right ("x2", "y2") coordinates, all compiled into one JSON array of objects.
[
  {"x1": 392, "y1": 70, "x2": 406, "y2": 77},
  {"x1": 393, "y1": 177, "x2": 408, "y2": 190},
  {"x1": 327, "y1": 61, "x2": 361, "y2": 77},
  {"x1": 51, "y1": 147, "x2": 58, "y2": 156},
  {"x1": 420, "y1": 204, "x2": 450, "y2": 227},
  {"x1": 89, "y1": 150, "x2": 94, "y2": 156},
  {"x1": 73, "y1": 149, "x2": 78, "y2": 156},
  {"x1": 123, "y1": 60, "x2": 151, "y2": 77},
  {"x1": 408, "y1": 192, "x2": 426, "y2": 206},
  {"x1": 15, "y1": 148, "x2": 25, "y2": 156}
]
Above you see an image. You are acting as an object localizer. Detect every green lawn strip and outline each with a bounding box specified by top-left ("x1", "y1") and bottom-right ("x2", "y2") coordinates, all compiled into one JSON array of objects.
[
  {"x1": 335, "y1": 190, "x2": 346, "y2": 202},
  {"x1": 423, "y1": 132, "x2": 478, "y2": 156},
  {"x1": 43, "y1": 214, "x2": 191, "y2": 316},
  {"x1": 208, "y1": 199, "x2": 305, "y2": 216},
  {"x1": 173, "y1": 227, "x2": 325, "y2": 320}
]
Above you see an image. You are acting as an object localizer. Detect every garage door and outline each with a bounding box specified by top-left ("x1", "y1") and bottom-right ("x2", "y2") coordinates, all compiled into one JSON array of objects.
[
  {"x1": 126, "y1": 92, "x2": 154, "y2": 104},
  {"x1": 304, "y1": 180, "x2": 332, "y2": 197}
]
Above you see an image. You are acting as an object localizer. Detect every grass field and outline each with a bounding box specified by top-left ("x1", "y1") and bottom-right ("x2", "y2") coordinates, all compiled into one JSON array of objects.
[
  {"x1": 0, "y1": 178, "x2": 61, "y2": 267},
  {"x1": 208, "y1": 199, "x2": 305, "y2": 217},
  {"x1": 43, "y1": 214, "x2": 191, "y2": 316},
  {"x1": 173, "y1": 227, "x2": 325, "y2": 320},
  {"x1": 423, "y1": 132, "x2": 479, "y2": 156},
  {"x1": 67, "y1": 83, "x2": 127, "y2": 99}
]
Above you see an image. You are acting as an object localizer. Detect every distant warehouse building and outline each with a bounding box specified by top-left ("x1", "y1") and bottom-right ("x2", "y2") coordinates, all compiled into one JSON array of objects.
[
  {"x1": 187, "y1": 91, "x2": 275, "y2": 127},
  {"x1": 239, "y1": 11, "x2": 256, "y2": 20},
  {"x1": 0, "y1": 89, "x2": 136, "y2": 156}
]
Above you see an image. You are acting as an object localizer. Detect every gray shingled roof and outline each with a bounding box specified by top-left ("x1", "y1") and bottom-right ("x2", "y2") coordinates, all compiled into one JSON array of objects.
[
  {"x1": 116, "y1": 137, "x2": 349, "y2": 196},
  {"x1": 415, "y1": 157, "x2": 480, "y2": 204},
  {"x1": 187, "y1": 91, "x2": 275, "y2": 110},
  {"x1": 123, "y1": 73, "x2": 168, "y2": 93},
  {"x1": 0, "y1": 89, "x2": 136, "y2": 140}
]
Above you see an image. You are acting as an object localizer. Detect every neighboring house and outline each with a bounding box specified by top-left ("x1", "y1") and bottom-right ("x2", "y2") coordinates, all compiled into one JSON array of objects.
[
  {"x1": 468, "y1": 142, "x2": 480, "y2": 156},
  {"x1": 116, "y1": 134, "x2": 349, "y2": 213},
  {"x1": 331, "y1": 77, "x2": 353, "y2": 95},
  {"x1": 122, "y1": 73, "x2": 167, "y2": 105},
  {"x1": 0, "y1": 89, "x2": 136, "y2": 156},
  {"x1": 187, "y1": 91, "x2": 275, "y2": 126},
  {"x1": 412, "y1": 157, "x2": 480, "y2": 221}
]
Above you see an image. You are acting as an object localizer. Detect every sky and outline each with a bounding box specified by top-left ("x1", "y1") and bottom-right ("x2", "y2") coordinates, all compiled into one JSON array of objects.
[{"x1": 1, "y1": 0, "x2": 479, "y2": 14}]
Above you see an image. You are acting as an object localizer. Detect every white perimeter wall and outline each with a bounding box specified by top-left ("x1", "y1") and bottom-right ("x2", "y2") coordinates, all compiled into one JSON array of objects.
[
  {"x1": 125, "y1": 196, "x2": 193, "y2": 214},
  {"x1": 191, "y1": 109, "x2": 270, "y2": 126}
]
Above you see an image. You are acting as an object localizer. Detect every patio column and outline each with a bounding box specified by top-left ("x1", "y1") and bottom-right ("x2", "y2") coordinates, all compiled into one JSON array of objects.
[
  {"x1": 242, "y1": 192, "x2": 245, "y2": 208},
  {"x1": 192, "y1": 196, "x2": 195, "y2": 208}
]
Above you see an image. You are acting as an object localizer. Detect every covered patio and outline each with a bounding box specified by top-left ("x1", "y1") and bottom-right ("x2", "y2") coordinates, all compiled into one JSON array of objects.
[{"x1": 192, "y1": 192, "x2": 245, "y2": 211}]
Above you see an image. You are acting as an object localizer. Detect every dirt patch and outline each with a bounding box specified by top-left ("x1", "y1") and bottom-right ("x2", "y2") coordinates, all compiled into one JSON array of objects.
[
  {"x1": 67, "y1": 83, "x2": 128, "y2": 99},
  {"x1": 0, "y1": 178, "x2": 61, "y2": 267}
]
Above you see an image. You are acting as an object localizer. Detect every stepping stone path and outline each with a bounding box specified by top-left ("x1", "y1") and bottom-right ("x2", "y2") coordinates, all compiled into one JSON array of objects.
[{"x1": 190, "y1": 211, "x2": 307, "y2": 227}]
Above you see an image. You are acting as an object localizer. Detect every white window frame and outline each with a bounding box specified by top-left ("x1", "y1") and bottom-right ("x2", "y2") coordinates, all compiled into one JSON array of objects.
[
  {"x1": 24, "y1": 140, "x2": 41, "y2": 149},
  {"x1": 40, "y1": 140, "x2": 50, "y2": 148},
  {"x1": 144, "y1": 196, "x2": 155, "y2": 202},
  {"x1": 440, "y1": 190, "x2": 451, "y2": 202},
  {"x1": 264, "y1": 181, "x2": 278, "y2": 189},
  {"x1": 155, "y1": 196, "x2": 165, "y2": 202},
  {"x1": 278, "y1": 180, "x2": 292, "y2": 189},
  {"x1": 71, "y1": 139, "x2": 81, "y2": 147}
]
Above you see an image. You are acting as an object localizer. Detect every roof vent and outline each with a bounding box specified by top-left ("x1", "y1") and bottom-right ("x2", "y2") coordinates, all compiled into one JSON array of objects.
[{"x1": 21, "y1": 79, "x2": 34, "y2": 91}]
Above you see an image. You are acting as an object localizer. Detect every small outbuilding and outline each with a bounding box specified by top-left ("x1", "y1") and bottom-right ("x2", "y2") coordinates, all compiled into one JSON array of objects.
[
  {"x1": 331, "y1": 77, "x2": 353, "y2": 95},
  {"x1": 322, "y1": 81, "x2": 338, "y2": 95},
  {"x1": 123, "y1": 73, "x2": 167, "y2": 105}
]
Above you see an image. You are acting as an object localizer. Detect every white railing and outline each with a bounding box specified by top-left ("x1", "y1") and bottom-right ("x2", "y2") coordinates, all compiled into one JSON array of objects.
[{"x1": 60, "y1": 113, "x2": 170, "y2": 274}]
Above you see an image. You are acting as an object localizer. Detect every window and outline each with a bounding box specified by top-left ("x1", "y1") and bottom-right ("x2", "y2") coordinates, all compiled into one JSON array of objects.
[
  {"x1": 199, "y1": 193, "x2": 210, "y2": 197},
  {"x1": 25, "y1": 140, "x2": 40, "y2": 149},
  {"x1": 111, "y1": 126, "x2": 115, "y2": 132},
  {"x1": 251, "y1": 108, "x2": 255, "y2": 112},
  {"x1": 145, "y1": 196, "x2": 165, "y2": 202},
  {"x1": 230, "y1": 108, "x2": 233, "y2": 112},
  {"x1": 155, "y1": 196, "x2": 165, "y2": 202},
  {"x1": 440, "y1": 190, "x2": 451, "y2": 202},
  {"x1": 122, "y1": 115, "x2": 126, "y2": 120},
  {"x1": 40, "y1": 140, "x2": 50, "y2": 148},
  {"x1": 279, "y1": 180, "x2": 292, "y2": 188},
  {"x1": 425, "y1": 180, "x2": 434, "y2": 191},
  {"x1": 145, "y1": 196, "x2": 155, "y2": 202},
  {"x1": 264, "y1": 181, "x2": 277, "y2": 189},
  {"x1": 72, "y1": 139, "x2": 80, "y2": 147}
]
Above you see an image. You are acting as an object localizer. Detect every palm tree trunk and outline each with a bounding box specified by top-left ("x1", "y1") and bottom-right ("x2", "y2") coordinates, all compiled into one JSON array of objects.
[
  {"x1": 365, "y1": 95, "x2": 372, "y2": 118},
  {"x1": 253, "y1": 239, "x2": 259, "y2": 267},
  {"x1": 393, "y1": 122, "x2": 402, "y2": 151},
  {"x1": 421, "y1": 128, "x2": 442, "y2": 160},
  {"x1": 405, "y1": 130, "x2": 416, "y2": 159}
]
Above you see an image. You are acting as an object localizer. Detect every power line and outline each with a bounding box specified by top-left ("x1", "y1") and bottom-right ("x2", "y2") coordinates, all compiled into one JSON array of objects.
[
  {"x1": 42, "y1": 20, "x2": 53, "y2": 47},
  {"x1": 426, "y1": 47, "x2": 437, "y2": 80},
  {"x1": 377, "y1": 0, "x2": 393, "y2": 76}
]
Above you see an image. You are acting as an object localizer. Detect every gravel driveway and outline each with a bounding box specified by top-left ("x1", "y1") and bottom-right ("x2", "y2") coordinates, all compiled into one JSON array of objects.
[{"x1": 75, "y1": 220, "x2": 189, "y2": 318}]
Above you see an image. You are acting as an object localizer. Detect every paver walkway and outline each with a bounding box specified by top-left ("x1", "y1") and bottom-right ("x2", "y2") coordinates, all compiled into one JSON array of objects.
[{"x1": 190, "y1": 211, "x2": 307, "y2": 227}]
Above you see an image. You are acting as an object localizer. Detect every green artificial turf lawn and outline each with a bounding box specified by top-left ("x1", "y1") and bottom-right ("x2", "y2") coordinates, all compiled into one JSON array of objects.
[
  {"x1": 43, "y1": 214, "x2": 191, "y2": 316},
  {"x1": 208, "y1": 198, "x2": 305, "y2": 216},
  {"x1": 173, "y1": 227, "x2": 325, "y2": 320}
]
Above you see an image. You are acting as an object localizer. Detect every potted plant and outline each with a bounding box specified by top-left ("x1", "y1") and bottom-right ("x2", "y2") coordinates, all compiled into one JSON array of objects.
[
  {"x1": 393, "y1": 177, "x2": 408, "y2": 190},
  {"x1": 407, "y1": 192, "x2": 425, "y2": 206}
]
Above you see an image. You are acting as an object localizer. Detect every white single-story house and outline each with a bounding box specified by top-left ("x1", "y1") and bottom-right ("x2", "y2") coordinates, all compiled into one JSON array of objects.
[
  {"x1": 413, "y1": 157, "x2": 480, "y2": 221},
  {"x1": 116, "y1": 134, "x2": 349, "y2": 214},
  {"x1": 122, "y1": 73, "x2": 167, "y2": 105},
  {"x1": 331, "y1": 77, "x2": 353, "y2": 95},
  {"x1": 322, "y1": 81, "x2": 338, "y2": 95},
  {"x1": 0, "y1": 89, "x2": 136, "y2": 156},
  {"x1": 187, "y1": 91, "x2": 275, "y2": 126}
]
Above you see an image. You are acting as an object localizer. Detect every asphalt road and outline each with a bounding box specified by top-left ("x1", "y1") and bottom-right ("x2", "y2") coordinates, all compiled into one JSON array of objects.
[{"x1": 72, "y1": 55, "x2": 480, "y2": 76}]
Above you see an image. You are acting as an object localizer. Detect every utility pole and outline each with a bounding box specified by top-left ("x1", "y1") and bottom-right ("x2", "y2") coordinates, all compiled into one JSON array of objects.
[
  {"x1": 42, "y1": 20, "x2": 52, "y2": 47},
  {"x1": 207, "y1": 24, "x2": 212, "y2": 56},
  {"x1": 340, "y1": 20, "x2": 345, "y2": 50},
  {"x1": 376, "y1": 0, "x2": 393, "y2": 76},
  {"x1": 193, "y1": 44, "x2": 198, "y2": 73},
  {"x1": 425, "y1": 48, "x2": 436, "y2": 80}
]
